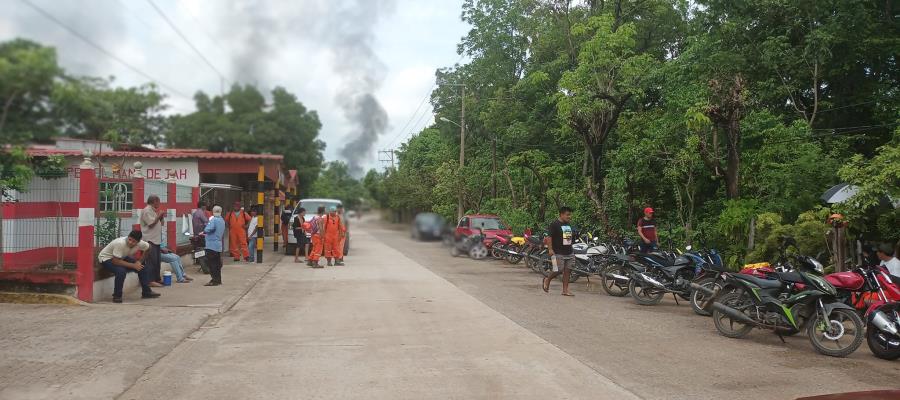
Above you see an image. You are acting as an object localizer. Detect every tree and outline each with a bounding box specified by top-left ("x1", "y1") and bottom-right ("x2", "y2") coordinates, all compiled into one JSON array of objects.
[
  {"x1": 309, "y1": 161, "x2": 366, "y2": 209},
  {"x1": 0, "y1": 39, "x2": 61, "y2": 143}
]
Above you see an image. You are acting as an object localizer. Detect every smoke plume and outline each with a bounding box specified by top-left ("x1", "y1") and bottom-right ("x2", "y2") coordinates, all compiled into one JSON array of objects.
[{"x1": 329, "y1": 0, "x2": 394, "y2": 177}]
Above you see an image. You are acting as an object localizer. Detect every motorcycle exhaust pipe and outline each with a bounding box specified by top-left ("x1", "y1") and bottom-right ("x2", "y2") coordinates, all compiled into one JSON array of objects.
[
  {"x1": 871, "y1": 311, "x2": 900, "y2": 336},
  {"x1": 711, "y1": 302, "x2": 758, "y2": 326},
  {"x1": 689, "y1": 282, "x2": 716, "y2": 297},
  {"x1": 638, "y1": 273, "x2": 667, "y2": 290},
  {"x1": 605, "y1": 272, "x2": 630, "y2": 281}
]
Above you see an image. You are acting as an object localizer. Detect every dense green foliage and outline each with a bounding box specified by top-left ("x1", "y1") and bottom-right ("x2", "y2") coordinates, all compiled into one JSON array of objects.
[
  {"x1": 369, "y1": 0, "x2": 899, "y2": 266},
  {"x1": 0, "y1": 39, "x2": 326, "y2": 195},
  {"x1": 309, "y1": 161, "x2": 367, "y2": 210}
]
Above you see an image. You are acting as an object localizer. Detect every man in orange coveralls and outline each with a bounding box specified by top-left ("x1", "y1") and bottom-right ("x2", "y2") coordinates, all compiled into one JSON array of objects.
[
  {"x1": 225, "y1": 201, "x2": 251, "y2": 262},
  {"x1": 308, "y1": 206, "x2": 326, "y2": 268},
  {"x1": 335, "y1": 205, "x2": 348, "y2": 266},
  {"x1": 322, "y1": 206, "x2": 344, "y2": 267}
]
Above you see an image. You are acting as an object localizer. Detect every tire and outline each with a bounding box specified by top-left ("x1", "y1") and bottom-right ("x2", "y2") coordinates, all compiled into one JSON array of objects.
[
  {"x1": 867, "y1": 325, "x2": 900, "y2": 360},
  {"x1": 469, "y1": 244, "x2": 488, "y2": 260},
  {"x1": 600, "y1": 263, "x2": 630, "y2": 297},
  {"x1": 807, "y1": 308, "x2": 864, "y2": 358},
  {"x1": 506, "y1": 244, "x2": 524, "y2": 264},
  {"x1": 490, "y1": 242, "x2": 505, "y2": 260},
  {"x1": 690, "y1": 278, "x2": 718, "y2": 317},
  {"x1": 343, "y1": 237, "x2": 350, "y2": 256},
  {"x1": 628, "y1": 278, "x2": 664, "y2": 305},
  {"x1": 712, "y1": 292, "x2": 754, "y2": 339}
]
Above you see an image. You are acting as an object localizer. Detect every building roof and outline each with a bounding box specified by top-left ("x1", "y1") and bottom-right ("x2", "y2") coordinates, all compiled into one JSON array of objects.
[{"x1": 25, "y1": 147, "x2": 283, "y2": 161}]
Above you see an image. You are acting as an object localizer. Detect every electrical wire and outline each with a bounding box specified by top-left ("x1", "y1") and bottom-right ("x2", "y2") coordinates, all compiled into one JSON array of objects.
[
  {"x1": 145, "y1": 0, "x2": 228, "y2": 85},
  {"x1": 19, "y1": 0, "x2": 192, "y2": 100}
]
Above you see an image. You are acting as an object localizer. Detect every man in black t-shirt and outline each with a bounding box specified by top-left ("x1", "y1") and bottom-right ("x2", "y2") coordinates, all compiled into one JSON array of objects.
[{"x1": 542, "y1": 206, "x2": 575, "y2": 296}]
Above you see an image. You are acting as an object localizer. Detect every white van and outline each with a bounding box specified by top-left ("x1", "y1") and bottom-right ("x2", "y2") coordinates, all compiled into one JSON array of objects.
[{"x1": 285, "y1": 198, "x2": 349, "y2": 255}]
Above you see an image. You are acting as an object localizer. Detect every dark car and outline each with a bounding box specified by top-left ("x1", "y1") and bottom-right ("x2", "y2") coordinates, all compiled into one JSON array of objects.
[{"x1": 411, "y1": 212, "x2": 447, "y2": 241}]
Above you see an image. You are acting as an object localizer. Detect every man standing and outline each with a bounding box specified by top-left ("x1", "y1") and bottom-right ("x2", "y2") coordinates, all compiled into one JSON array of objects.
[
  {"x1": 281, "y1": 203, "x2": 293, "y2": 249},
  {"x1": 192, "y1": 201, "x2": 209, "y2": 236},
  {"x1": 542, "y1": 206, "x2": 575, "y2": 297},
  {"x1": 308, "y1": 206, "x2": 326, "y2": 268},
  {"x1": 203, "y1": 205, "x2": 226, "y2": 286},
  {"x1": 637, "y1": 207, "x2": 658, "y2": 253},
  {"x1": 225, "y1": 201, "x2": 251, "y2": 262},
  {"x1": 877, "y1": 243, "x2": 900, "y2": 277},
  {"x1": 140, "y1": 195, "x2": 165, "y2": 287},
  {"x1": 98, "y1": 230, "x2": 160, "y2": 303},
  {"x1": 323, "y1": 207, "x2": 343, "y2": 267},
  {"x1": 247, "y1": 207, "x2": 259, "y2": 262},
  {"x1": 335, "y1": 205, "x2": 348, "y2": 266}
]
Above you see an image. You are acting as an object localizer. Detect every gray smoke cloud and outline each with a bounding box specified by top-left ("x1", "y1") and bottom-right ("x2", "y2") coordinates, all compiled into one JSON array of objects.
[
  {"x1": 329, "y1": 0, "x2": 394, "y2": 177},
  {"x1": 217, "y1": 0, "x2": 394, "y2": 176}
]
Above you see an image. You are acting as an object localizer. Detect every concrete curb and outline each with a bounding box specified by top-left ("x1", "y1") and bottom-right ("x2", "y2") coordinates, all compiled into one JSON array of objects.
[{"x1": 0, "y1": 291, "x2": 88, "y2": 306}]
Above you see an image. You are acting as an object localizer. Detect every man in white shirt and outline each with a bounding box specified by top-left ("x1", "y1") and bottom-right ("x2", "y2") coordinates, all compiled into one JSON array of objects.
[
  {"x1": 98, "y1": 230, "x2": 161, "y2": 303},
  {"x1": 877, "y1": 243, "x2": 900, "y2": 277},
  {"x1": 247, "y1": 207, "x2": 259, "y2": 262}
]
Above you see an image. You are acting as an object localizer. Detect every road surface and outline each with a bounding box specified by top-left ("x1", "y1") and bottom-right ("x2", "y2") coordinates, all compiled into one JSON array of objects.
[{"x1": 118, "y1": 218, "x2": 898, "y2": 400}]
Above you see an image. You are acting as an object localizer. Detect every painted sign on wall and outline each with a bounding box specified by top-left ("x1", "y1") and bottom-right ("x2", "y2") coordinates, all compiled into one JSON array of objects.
[{"x1": 65, "y1": 158, "x2": 200, "y2": 186}]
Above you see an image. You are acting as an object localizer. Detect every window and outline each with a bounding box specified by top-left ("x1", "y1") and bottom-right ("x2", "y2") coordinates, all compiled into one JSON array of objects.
[
  {"x1": 458, "y1": 217, "x2": 468, "y2": 228},
  {"x1": 471, "y1": 218, "x2": 506, "y2": 230},
  {"x1": 99, "y1": 182, "x2": 133, "y2": 212}
]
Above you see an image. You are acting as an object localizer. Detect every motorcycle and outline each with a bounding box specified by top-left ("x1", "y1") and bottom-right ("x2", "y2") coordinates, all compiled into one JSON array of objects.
[
  {"x1": 627, "y1": 247, "x2": 708, "y2": 306},
  {"x1": 188, "y1": 233, "x2": 210, "y2": 274},
  {"x1": 598, "y1": 239, "x2": 636, "y2": 297},
  {"x1": 707, "y1": 255, "x2": 865, "y2": 357},
  {"x1": 450, "y1": 231, "x2": 489, "y2": 260},
  {"x1": 866, "y1": 301, "x2": 900, "y2": 360}
]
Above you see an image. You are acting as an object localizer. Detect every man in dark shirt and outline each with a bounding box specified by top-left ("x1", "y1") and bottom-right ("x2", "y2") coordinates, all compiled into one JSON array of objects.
[
  {"x1": 637, "y1": 207, "x2": 658, "y2": 253},
  {"x1": 542, "y1": 206, "x2": 575, "y2": 296}
]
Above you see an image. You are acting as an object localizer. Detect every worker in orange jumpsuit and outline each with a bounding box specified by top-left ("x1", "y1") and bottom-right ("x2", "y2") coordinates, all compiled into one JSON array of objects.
[
  {"x1": 308, "y1": 206, "x2": 326, "y2": 268},
  {"x1": 322, "y1": 207, "x2": 343, "y2": 267},
  {"x1": 335, "y1": 205, "x2": 348, "y2": 266},
  {"x1": 225, "y1": 201, "x2": 251, "y2": 262}
]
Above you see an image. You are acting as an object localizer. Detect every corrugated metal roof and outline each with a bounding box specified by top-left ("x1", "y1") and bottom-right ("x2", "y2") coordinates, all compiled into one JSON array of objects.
[{"x1": 26, "y1": 148, "x2": 283, "y2": 161}]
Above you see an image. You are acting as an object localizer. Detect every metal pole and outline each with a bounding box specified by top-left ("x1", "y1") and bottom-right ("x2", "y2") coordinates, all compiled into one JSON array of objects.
[
  {"x1": 256, "y1": 164, "x2": 264, "y2": 263},
  {"x1": 457, "y1": 85, "x2": 465, "y2": 220},
  {"x1": 274, "y1": 178, "x2": 280, "y2": 252}
]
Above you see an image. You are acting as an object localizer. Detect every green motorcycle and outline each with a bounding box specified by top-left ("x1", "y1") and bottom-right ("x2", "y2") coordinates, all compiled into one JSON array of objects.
[{"x1": 706, "y1": 255, "x2": 864, "y2": 357}]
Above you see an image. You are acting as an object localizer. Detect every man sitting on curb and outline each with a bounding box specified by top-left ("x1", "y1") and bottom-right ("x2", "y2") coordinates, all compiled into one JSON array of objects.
[
  {"x1": 161, "y1": 243, "x2": 193, "y2": 283},
  {"x1": 98, "y1": 230, "x2": 161, "y2": 303}
]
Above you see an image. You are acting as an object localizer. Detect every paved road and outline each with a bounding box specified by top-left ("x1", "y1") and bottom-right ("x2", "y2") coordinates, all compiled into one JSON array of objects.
[
  {"x1": 119, "y1": 222, "x2": 638, "y2": 400},
  {"x1": 367, "y1": 220, "x2": 900, "y2": 400}
]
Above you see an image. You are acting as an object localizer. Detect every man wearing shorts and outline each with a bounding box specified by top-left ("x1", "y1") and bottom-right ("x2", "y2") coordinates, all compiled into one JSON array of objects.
[{"x1": 542, "y1": 206, "x2": 575, "y2": 296}]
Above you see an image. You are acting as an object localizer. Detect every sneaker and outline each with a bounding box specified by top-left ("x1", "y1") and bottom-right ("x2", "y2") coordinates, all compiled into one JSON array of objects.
[
  {"x1": 233, "y1": 258, "x2": 240, "y2": 262},
  {"x1": 141, "y1": 291, "x2": 161, "y2": 299},
  {"x1": 112, "y1": 297, "x2": 123, "y2": 303},
  {"x1": 244, "y1": 257, "x2": 251, "y2": 262},
  {"x1": 335, "y1": 261, "x2": 345, "y2": 266},
  {"x1": 204, "y1": 280, "x2": 221, "y2": 286},
  {"x1": 149, "y1": 281, "x2": 164, "y2": 287},
  {"x1": 327, "y1": 261, "x2": 333, "y2": 266}
]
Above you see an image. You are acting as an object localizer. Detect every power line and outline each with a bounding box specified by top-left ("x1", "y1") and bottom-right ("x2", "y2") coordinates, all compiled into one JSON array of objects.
[
  {"x1": 181, "y1": 3, "x2": 229, "y2": 57},
  {"x1": 20, "y1": 0, "x2": 192, "y2": 99},
  {"x1": 145, "y1": 0, "x2": 228, "y2": 86}
]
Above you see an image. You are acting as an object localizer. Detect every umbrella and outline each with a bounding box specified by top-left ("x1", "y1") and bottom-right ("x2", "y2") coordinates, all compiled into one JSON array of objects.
[{"x1": 821, "y1": 183, "x2": 859, "y2": 204}]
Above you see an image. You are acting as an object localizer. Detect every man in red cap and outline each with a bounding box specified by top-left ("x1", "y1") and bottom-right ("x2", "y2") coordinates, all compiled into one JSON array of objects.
[{"x1": 637, "y1": 207, "x2": 658, "y2": 253}]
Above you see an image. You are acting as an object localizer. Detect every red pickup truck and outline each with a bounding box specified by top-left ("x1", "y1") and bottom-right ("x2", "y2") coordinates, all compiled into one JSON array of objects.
[{"x1": 454, "y1": 214, "x2": 513, "y2": 244}]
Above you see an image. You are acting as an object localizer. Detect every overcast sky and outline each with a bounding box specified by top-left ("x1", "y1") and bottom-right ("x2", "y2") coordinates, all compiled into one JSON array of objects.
[{"x1": 1, "y1": 0, "x2": 469, "y2": 172}]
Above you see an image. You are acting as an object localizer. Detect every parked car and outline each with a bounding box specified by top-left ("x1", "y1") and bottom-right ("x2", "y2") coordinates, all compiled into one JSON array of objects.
[
  {"x1": 411, "y1": 212, "x2": 447, "y2": 241},
  {"x1": 454, "y1": 214, "x2": 512, "y2": 245},
  {"x1": 284, "y1": 198, "x2": 350, "y2": 256}
]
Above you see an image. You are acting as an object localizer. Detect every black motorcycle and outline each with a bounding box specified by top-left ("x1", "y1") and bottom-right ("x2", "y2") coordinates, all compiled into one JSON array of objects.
[
  {"x1": 866, "y1": 302, "x2": 900, "y2": 360},
  {"x1": 188, "y1": 233, "x2": 210, "y2": 274},
  {"x1": 627, "y1": 249, "x2": 707, "y2": 306},
  {"x1": 706, "y1": 255, "x2": 864, "y2": 357}
]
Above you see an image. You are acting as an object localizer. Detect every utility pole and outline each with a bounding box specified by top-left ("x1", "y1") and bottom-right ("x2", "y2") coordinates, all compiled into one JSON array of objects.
[
  {"x1": 378, "y1": 150, "x2": 395, "y2": 169},
  {"x1": 457, "y1": 85, "x2": 466, "y2": 220}
]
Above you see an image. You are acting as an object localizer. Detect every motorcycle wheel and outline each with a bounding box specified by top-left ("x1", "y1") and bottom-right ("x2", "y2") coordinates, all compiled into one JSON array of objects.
[
  {"x1": 628, "y1": 278, "x2": 664, "y2": 305},
  {"x1": 600, "y1": 263, "x2": 629, "y2": 297},
  {"x1": 450, "y1": 247, "x2": 460, "y2": 257},
  {"x1": 690, "y1": 278, "x2": 719, "y2": 317},
  {"x1": 469, "y1": 244, "x2": 489, "y2": 260},
  {"x1": 490, "y1": 242, "x2": 505, "y2": 260},
  {"x1": 807, "y1": 308, "x2": 864, "y2": 358},
  {"x1": 506, "y1": 244, "x2": 524, "y2": 264},
  {"x1": 712, "y1": 292, "x2": 754, "y2": 338},
  {"x1": 866, "y1": 323, "x2": 900, "y2": 360}
]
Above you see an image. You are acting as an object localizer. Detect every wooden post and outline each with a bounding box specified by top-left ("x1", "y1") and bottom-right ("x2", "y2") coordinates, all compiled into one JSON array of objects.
[
  {"x1": 256, "y1": 164, "x2": 264, "y2": 263},
  {"x1": 273, "y1": 178, "x2": 280, "y2": 252},
  {"x1": 76, "y1": 153, "x2": 96, "y2": 302},
  {"x1": 132, "y1": 161, "x2": 145, "y2": 232},
  {"x1": 166, "y1": 180, "x2": 177, "y2": 249}
]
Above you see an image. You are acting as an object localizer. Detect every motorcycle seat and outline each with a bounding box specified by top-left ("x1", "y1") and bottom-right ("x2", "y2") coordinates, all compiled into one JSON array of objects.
[
  {"x1": 735, "y1": 273, "x2": 783, "y2": 289},
  {"x1": 776, "y1": 272, "x2": 804, "y2": 283}
]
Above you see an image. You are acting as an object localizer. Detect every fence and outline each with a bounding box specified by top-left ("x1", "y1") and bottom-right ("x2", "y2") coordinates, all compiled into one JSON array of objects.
[
  {"x1": 1, "y1": 174, "x2": 80, "y2": 272},
  {"x1": 1, "y1": 158, "x2": 202, "y2": 301}
]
